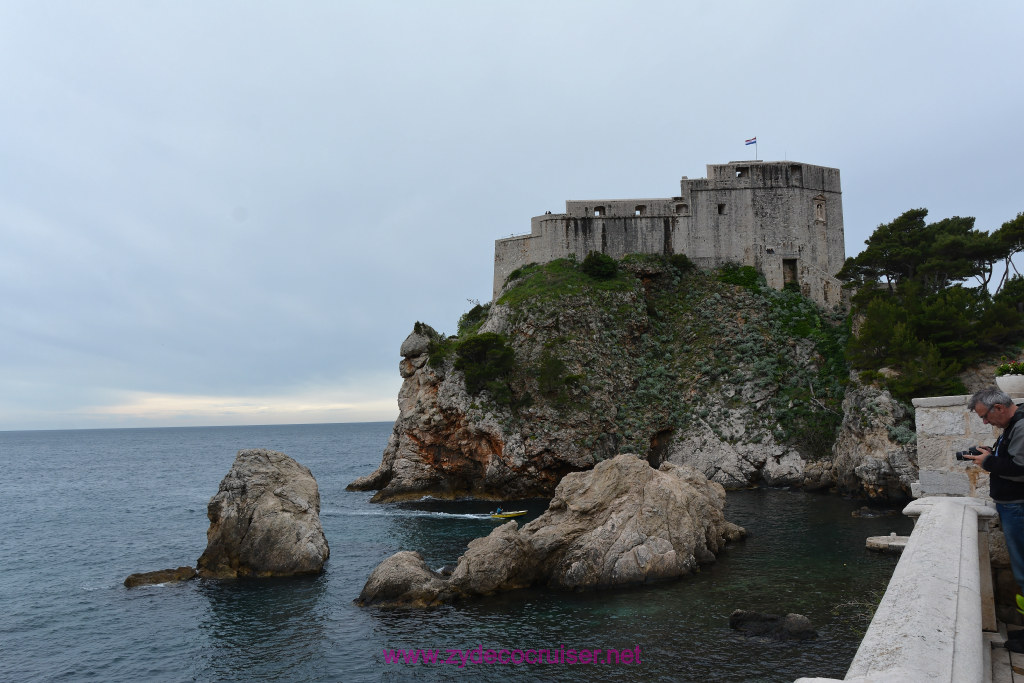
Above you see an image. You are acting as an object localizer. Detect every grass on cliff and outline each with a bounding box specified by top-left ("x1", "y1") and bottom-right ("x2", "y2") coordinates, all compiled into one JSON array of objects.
[{"x1": 498, "y1": 257, "x2": 637, "y2": 308}]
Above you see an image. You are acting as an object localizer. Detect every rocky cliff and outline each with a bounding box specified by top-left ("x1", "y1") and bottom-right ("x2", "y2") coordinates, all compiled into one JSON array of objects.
[{"x1": 349, "y1": 256, "x2": 917, "y2": 502}]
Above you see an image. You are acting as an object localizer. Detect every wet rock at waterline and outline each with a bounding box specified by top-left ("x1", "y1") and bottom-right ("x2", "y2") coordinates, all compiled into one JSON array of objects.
[
  {"x1": 358, "y1": 551, "x2": 454, "y2": 608},
  {"x1": 358, "y1": 454, "x2": 745, "y2": 606},
  {"x1": 729, "y1": 609, "x2": 818, "y2": 641},
  {"x1": 124, "y1": 566, "x2": 197, "y2": 588}
]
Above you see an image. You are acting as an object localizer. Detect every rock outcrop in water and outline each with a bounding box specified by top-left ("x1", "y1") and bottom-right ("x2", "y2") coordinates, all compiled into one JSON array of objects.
[
  {"x1": 357, "y1": 454, "x2": 745, "y2": 607},
  {"x1": 729, "y1": 609, "x2": 818, "y2": 641},
  {"x1": 197, "y1": 449, "x2": 329, "y2": 579},
  {"x1": 349, "y1": 257, "x2": 919, "y2": 504},
  {"x1": 123, "y1": 566, "x2": 197, "y2": 588}
]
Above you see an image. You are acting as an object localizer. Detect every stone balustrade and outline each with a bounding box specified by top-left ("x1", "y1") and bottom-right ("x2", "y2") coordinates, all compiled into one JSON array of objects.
[{"x1": 795, "y1": 391, "x2": 1024, "y2": 681}]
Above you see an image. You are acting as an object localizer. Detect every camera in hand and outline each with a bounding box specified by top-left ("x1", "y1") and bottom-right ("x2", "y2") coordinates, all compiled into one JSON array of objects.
[{"x1": 955, "y1": 447, "x2": 982, "y2": 461}]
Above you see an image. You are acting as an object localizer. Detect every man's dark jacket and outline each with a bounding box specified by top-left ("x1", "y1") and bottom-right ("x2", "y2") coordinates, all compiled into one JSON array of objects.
[{"x1": 983, "y1": 409, "x2": 1024, "y2": 502}]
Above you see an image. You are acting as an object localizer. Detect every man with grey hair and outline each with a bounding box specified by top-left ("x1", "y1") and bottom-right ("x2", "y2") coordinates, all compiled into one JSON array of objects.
[{"x1": 963, "y1": 388, "x2": 1024, "y2": 592}]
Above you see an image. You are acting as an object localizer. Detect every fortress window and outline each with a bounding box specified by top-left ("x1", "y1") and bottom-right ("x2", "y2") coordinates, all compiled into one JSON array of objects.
[
  {"x1": 594, "y1": 206, "x2": 606, "y2": 217},
  {"x1": 634, "y1": 205, "x2": 646, "y2": 216},
  {"x1": 736, "y1": 167, "x2": 749, "y2": 178},
  {"x1": 675, "y1": 203, "x2": 688, "y2": 214},
  {"x1": 717, "y1": 203, "x2": 726, "y2": 215}
]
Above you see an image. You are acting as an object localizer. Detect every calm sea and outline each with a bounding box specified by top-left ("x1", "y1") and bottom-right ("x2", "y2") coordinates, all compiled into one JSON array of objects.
[{"x1": 0, "y1": 422, "x2": 911, "y2": 682}]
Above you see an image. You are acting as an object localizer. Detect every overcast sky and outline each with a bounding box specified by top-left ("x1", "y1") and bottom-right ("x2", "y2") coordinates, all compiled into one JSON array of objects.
[{"x1": 2, "y1": 1, "x2": 1022, "y2": 431}]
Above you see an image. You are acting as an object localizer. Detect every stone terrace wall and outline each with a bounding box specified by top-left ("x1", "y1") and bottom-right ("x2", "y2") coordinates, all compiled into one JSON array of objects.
[{"x1": 913, "y1": 394, "x2": 1024, "y2": 498}]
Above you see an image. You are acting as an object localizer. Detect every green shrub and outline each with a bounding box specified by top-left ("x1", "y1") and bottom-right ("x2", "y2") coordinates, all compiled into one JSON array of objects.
[
  {"x1": 413, "y1": 321, "x2": 439, "y2": 339},
  {"x1": 858, "y1": 369, "x2": 885, "y2": 385},
  {"x1": 887, "y1": 423, "x2": 917, "y2": 444},
  {"x1": 717, "y1": 263, "x2": 761, "y2": 289},
  {"x1": 454, "y1": 333, "x2": 516, "y2": 397},
  {"x1": 426, "y1": 334, "x2": 456, "y2": 368},
  {"x1": 538, "y1": 349, "x2": 567, "y2": 396},
  {"x1": 457, "y1": 303, "x2": 490, "y2": 336},
  {"x1": 581, "y1": 251, "x2": 618, "y2": 279},
  {"x1": 669, "y1": 253, "x2": 695, "y2": 273},
  {"x1": 884, "y1": 340, "x2": 965, "y2": 400}
]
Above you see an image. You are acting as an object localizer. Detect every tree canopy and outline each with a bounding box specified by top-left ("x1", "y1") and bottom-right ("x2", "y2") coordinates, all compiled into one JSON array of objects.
[
  {"x1": 838, "y1": 208, "x2": 1024, "y2": 401},
  {"x1": 836, "y1": 209, "x2": 1019, "y2": 295}
]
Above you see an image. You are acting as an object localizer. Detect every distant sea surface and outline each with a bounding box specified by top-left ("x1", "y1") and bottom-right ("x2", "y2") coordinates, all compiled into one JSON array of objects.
[{"x1": 0, "y1": 422, "x2": 911, "y2": 682}]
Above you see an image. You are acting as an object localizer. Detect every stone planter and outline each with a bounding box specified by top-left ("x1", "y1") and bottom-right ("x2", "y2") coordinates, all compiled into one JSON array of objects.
[{"x1": 996, "y1": 374, "x2": 1024, "y2": 395}]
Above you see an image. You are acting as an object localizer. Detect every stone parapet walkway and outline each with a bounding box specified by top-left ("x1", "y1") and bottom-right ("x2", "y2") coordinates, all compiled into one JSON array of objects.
[{"x1": 992, "y1": 626, "x2": 1024, "y2": 682}]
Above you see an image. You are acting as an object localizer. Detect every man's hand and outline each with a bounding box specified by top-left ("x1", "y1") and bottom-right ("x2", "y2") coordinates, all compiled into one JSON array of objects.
[{"x1": 963, "y1": 446, "x2": 992, "y2": 464}]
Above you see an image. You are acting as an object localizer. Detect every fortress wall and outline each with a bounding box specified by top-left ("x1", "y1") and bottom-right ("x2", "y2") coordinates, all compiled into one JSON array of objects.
[
  {"x1": 494, "y1": 215, "x2": 682, "y2": 295},
  {"x1": 493, "y1": 161, "x2": 845, "y2": 307},
  {"x1": 564, "y1": 198, "x2": 681, "y2": 219},
  {"x1": 493, "y1": 235, "x2": 535, "y2": 295},
  {"x1": 825, "y1": 192, "x2": 846, "y2": 272}
]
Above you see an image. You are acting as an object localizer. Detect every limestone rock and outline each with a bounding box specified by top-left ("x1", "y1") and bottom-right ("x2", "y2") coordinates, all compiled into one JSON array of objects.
[
  {"x1": 347, "y1": 324, "x2": 581, "y2": 502},
  {"x1": 357, "y1": 551, "x2": 451, "y2": 607},
  {"x1": 197, "y1": 449, "x2": 329, "y2": 579},
  {"x1": 960, "y1": 361, "x2": 1000, "y2": 395},
  {"x1": 762, "y1": 451, "x2": 807, "y2": 487},
  {"x1": 800, "y1": 460, "x2": 835, "y2": 491},
  {"x1": 447, "y1": 521, "x2": 539, "y2": 595},
  {"x1": 124, "y1": 566, "x2": 197, "y2": 588},
  {"x1": 665, "y1": 418, "x2": 807, "y2": 490},
  {"x1": 477, "y1": 303, "x2": 512, "y2": 335},
  {"x1": 525, "y1": 456, "x2": 744, "y2": 589},
  {"x1": 829, "y1": 382, "x2": 918, "y2": 500},
  {"x1": 729, "y1": 609, "x2": 818, "y2": 640},
  {"x1": 357, "y1": 454, "x2": 745, "y2": 606},
  {"x1": 399, "y1": 330, "x2": 431, "y2": 358}
]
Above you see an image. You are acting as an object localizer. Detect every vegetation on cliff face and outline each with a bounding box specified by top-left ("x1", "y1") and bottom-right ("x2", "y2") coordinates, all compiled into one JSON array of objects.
[
  {"x1": 427, "y1": 253, "x2": 850, "y2": 464},
  {"x1": 359, "y1": 208, "x2": 1022, "y2": 501}
]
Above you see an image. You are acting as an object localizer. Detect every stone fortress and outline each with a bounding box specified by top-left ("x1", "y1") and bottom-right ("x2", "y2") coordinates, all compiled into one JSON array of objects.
[{"x1": 493, "y1": 160, "x2": 846, "y2": 308}]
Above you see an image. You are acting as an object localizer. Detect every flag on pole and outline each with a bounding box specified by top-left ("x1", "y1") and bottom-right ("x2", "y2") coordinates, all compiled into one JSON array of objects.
[{"x1": 745, "y1": 137, "x2": 757, "y2": 145}]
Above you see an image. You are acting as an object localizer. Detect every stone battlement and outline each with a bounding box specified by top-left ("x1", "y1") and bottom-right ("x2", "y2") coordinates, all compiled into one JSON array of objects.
[{"x1": 493, "y1": 160, "x2": 846, "y2": 308}]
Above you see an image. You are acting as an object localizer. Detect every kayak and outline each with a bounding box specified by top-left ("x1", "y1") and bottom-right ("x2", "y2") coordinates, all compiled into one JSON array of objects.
[{"x1": 490, "y1": 510, "x2": 527, "y2": 519}]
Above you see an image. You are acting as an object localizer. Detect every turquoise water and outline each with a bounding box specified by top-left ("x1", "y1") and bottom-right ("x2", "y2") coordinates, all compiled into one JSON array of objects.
[{"x1": 0, "y1": 422, "x2": 911, "y2": 681}]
